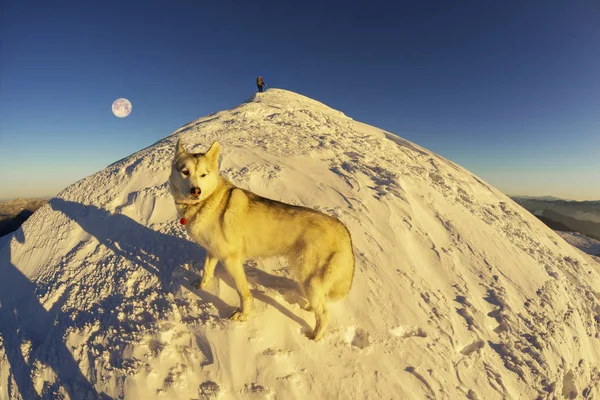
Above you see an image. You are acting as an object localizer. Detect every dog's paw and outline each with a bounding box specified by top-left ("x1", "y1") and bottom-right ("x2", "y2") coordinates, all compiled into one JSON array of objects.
[
  {"x1": 199, "y1": 276, "x2": 213, "y2": 289},
  {"x1": 305, "y1": 329, "x2": 324, "y2": 341},
  {"x1": 229, "y1": 309, "x2": 248, "y2": 322},
  {"x1": 192, "y1": 275, "x2": 213, "y2": 290}
]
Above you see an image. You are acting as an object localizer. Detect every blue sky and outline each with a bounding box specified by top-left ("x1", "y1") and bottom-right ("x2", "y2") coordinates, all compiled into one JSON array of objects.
[{"x1": 1, "y1": 0, "x2": 598, "y2": 200}]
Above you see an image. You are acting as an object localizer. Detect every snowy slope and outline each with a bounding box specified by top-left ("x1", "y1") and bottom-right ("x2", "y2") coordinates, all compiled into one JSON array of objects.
[{"x1": 1, "y1": 89, "x2": 600, "y2": 399}]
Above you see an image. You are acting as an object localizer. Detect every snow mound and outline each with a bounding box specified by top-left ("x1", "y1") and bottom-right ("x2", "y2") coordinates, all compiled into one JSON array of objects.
[{"x1": 2, "y1": 88, "x2": 600, "y2": 399}]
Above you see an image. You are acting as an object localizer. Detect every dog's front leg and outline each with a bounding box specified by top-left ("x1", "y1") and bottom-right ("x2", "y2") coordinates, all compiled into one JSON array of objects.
[
  {"x1": 196, "y1": 254, "x2": 218, "y2": 289},
  {"x1": 223, "y1": 255, "x2": 252, "y2": 321}
]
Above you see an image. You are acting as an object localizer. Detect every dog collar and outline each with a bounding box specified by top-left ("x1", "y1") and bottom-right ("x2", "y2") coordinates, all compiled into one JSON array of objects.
[{"x1": 175, "y1": 199, "x2": 202, "y2": 225}]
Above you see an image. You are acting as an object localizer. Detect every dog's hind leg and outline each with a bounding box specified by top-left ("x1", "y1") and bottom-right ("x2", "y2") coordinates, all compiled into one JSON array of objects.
[
  {"x1": 223, "y1": 255, "x2": 253, "y2": 321},
  {"x1": 304, "y1": 275, "x2": 329, "y2": 341},
  {"x1": 196, "y1": 254, "x2": 218, "y2": 289}
]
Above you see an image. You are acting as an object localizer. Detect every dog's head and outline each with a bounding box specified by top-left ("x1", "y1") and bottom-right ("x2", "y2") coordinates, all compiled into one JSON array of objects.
[{"x1": 169, "y1": 139, "x2": 221, "y2": 202}]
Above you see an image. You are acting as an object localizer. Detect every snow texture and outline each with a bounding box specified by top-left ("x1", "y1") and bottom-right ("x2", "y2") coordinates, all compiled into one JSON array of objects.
[{"x1": 1, "y1": 89, "x2": 600, "y2": 399}]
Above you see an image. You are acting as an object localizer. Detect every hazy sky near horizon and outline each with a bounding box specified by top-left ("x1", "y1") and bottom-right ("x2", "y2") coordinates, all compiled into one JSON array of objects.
[{"x1": 1, "y1": 0, "x2": 599, "y2": 200}]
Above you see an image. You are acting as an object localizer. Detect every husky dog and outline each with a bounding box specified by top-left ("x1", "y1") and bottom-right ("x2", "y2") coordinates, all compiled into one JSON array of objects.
[{"x1": 168, "y1": 139, "x2": 355, "y2": 340}]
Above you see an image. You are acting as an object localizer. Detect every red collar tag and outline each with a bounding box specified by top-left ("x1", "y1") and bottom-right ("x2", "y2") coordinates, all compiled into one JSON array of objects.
[{"x1": 180, "y1": 217, "x2": 187, "y2": 225}]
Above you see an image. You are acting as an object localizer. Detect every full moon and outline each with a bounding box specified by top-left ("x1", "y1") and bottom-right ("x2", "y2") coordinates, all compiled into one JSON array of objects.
[{"x1": 112, "y1": 98, "x2": 132, "y2": 118}]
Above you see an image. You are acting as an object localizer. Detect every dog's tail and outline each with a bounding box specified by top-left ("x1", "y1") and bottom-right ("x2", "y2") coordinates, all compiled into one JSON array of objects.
[{"x1": 325, "y1": 230, "x2": 355, "y2": 301}]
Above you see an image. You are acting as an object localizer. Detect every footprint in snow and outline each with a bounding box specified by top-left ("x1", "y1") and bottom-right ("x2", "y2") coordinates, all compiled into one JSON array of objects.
[
  {"x1": 390, "y1": 325, "x2": 428, "y2": 339},
  {"x1": 242, "y1": 383, "x2": 274, "y2": 399},
  {"x1": 198, "y1": 381, "x2": 221, "y2": 399},
  {"x1": 341, "y1": 326, "x2": 371, "y2": 349}
]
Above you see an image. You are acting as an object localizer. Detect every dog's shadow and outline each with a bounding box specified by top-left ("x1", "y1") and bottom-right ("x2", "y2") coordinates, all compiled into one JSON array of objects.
[
  {"x1": 49, "y1": 198, "x2": 310, "y2": 331},
  {"x1": 210, "y1": 262, "x2": 312, "y2": 332}
]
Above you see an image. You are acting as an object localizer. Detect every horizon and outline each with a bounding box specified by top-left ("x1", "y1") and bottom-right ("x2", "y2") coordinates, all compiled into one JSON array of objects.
[
  {"x1": 2, "y1": 189, "x2": 599, "y2": 203},
  {"x1": 1, "y1": 1, "x2": 599, "y2": 201}
]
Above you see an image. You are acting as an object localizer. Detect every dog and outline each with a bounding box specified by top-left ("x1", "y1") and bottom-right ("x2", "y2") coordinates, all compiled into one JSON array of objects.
[{"x1": 168, "y1": 139, "x2": 355, "y2": 340}]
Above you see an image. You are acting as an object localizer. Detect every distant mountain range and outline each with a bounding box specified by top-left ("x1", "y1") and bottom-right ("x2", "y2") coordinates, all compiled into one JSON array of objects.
[
  {"x1": 510, "y1": 196, "x2": 600, "y2": 241},
  {"x1": 0, "y1": 198, "x2": 48, "y2": 237},
  {"x1": 555, "y1": 231, "x2": 600, "y2": 258},
  {"x1": 510, "y1": 195, "x2": 569, "y2": 201}
]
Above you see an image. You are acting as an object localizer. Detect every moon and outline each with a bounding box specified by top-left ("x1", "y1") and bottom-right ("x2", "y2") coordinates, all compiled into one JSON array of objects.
[{"x1": 112, "y1": 98, "x2": 132, "y2": 118}]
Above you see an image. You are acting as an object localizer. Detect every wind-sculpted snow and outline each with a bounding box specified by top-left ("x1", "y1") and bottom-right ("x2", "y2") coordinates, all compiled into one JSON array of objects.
[{"x1": 1, "y1": 89, "x2": 599, "y2": 399}]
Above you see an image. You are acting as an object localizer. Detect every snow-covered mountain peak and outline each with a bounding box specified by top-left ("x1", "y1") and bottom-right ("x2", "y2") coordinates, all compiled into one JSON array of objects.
[{"x1": 1, "y1": 89, "x2": 600, "y2": 399}]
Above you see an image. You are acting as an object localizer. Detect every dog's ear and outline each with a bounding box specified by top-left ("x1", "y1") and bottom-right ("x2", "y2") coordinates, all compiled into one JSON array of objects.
[
  {"x1": 175, "y1": 138, "x2": 185, "y2": 158},
  {"x1": 205, "y1": 141, "x2": 220, "y2": 166}
]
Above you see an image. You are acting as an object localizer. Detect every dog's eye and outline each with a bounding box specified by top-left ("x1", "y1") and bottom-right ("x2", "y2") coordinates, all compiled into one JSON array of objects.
[
  {"x1": 201, "y1": 173, "x2": 207, "y2": 178},
  {"x1": 181, "y1": 170, "x2": 190, "y2": 177}
]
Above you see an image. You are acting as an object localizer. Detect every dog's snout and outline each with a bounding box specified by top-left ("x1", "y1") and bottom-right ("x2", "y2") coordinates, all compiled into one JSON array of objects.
[{"x1": 190, "y1": 187, "x2": 201, "y2": 197}]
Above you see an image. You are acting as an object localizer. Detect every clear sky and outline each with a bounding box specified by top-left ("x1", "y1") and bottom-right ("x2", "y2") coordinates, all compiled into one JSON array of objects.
[{"x1": 1, "y1": 0, "x2": 599, "y2": 201}]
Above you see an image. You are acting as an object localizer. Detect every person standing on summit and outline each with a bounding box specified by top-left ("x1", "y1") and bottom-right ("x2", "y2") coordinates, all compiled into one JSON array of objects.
[{"x1": 256, "y1": 76, "x2": 266, "y2": 93}]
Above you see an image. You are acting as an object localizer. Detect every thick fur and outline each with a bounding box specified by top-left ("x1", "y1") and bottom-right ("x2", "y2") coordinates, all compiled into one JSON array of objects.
[{"x1": 168, "y1": 139, "x2": 355, "y2": 340}]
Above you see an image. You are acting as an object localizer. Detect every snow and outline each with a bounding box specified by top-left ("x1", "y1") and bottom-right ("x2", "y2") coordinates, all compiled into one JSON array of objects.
[{"x1": 1, "y1": 88, "x2": 600, "y2": 399}]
